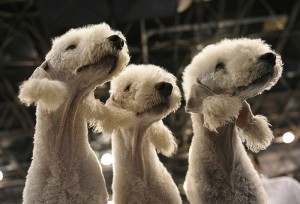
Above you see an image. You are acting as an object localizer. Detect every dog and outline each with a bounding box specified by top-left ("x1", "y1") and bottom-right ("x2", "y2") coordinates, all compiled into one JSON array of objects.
[
  {"x1": 103, "y1": 64, "x2": 182, "y2": 204},
  {"x1": 182, "y1": 38, "x2": 283, "y2": 203},
  {"x1": 19, "y1": 23, "x2": 133, "y2": 204}
]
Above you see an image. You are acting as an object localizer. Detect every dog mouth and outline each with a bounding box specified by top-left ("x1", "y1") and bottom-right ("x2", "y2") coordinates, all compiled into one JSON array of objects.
[
  {"x1": 234, "y1": 70, "x2": 274, "y2": 98},
  {"x1": 75, "y1": 54, "x2": 118, "y2": 74},
  {"x1": 197, "y1": 63, "x2": 275, "y2": 100},
  {"x1": 136, "y1": 101, "x2": 170, "y2": 116}
]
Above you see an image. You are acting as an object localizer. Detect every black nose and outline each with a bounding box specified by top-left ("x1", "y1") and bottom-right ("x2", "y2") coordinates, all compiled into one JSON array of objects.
[
  {"x1": 108, "y1": 35, "x2": 124, "y2": 50},
  {"x1": 155, "y1": 82, "x2": 173, "y2": 96},
  {"x1": 259, "y1": 52, "x2": 276, "y2": 66}
]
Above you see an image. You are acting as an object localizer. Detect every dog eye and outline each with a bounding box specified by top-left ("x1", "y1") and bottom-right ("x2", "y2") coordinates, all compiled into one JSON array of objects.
[
  {"x1": 197, "y1": 78, "x2": 202, "y2": 85},
  {"x1": 124, "y1": 84, "x2": 131, "y2": 92},
  {"x1": 66, "y1": 44, "x2": 77, "y2": 51},
  {"x1": 215, "y1": 63, "x2": 225, "y2": 71}
]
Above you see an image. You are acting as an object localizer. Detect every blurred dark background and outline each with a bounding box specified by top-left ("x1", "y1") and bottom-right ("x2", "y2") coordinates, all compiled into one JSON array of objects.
[{"x1": 1, "y1": 0, "x2": 300, "y2": 203}]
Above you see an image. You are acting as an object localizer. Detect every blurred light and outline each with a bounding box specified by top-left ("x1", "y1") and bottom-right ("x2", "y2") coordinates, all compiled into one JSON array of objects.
[
  {"x1": 108, "y1": 201, "x2": 114, "y2": 204},
  {"x1": 218, "y1": 21, "x2": 225, "y2": 28},
  {"x1": 177, "y1": 0, "x2": 193, "y2": 13},
  {"x1": 0, "y1": 171, "x2": 3, "y2": 181},
  {"x1": 196, "y1": 44, "x2": 204, "y2": 51},
  {"x1": 282, "y1": 132, "x2": 295, "y2": 143},
  {"x1": 183, "y1": 181, "x2": 187, "y2": 192},
  {"x1": 100, "y1": 153, "x2": 114, "y2": 166},
  {"x1": 263, "y1": 15, "x2": 288, "y2": 32},
  {"x1": 184, "y1": 128, "x2": 193, "y2": 136},
  {"x1": 286, "y1": 71, "x2": 295, "y2": 78}
]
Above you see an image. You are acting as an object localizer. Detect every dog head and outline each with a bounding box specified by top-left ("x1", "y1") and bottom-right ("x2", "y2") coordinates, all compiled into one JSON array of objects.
[
  {"x1": 108, "y1": 64, "x2": 181, "y2": 156},
  {"x1": 109, "y1": 64, "x2": 181, "y2": 124},
  {"x1": 182, "y1": 38, "x2": 281, "y2": 150},
  {"x1": 32, "y1": 23, "x2": 129, "y2": 89},
  {"x1": 183, "y1": 38, "x2": 282, "y2": 103}
]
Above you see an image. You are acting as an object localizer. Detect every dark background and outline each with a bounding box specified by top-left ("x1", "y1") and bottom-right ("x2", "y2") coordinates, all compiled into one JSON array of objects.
[{"x1": 1, "y1": 0, "x2": 300, "y2": 203}]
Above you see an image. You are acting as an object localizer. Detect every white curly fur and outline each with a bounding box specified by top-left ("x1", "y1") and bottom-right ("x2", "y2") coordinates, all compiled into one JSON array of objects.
[
  {"x1": 19, "y1": 23, "x2": 130, "y2": 204},
  {"x1": 183, "y1": 38, "x2": 283, "y2": 100},
  {"x1": 146, "y1": 120, "x2": 178, "y2": 157},
  {"x1": 88, "y1": 101, "x2": 136, "y2": 134},
  {"x1": 98, "y1": 104, "x2": 178, "y2": 156},
  {"x1": 106, "y1": 64, "x2": 182, "y2": 204},
  {"x1": 238, "y1": 115, "x2": 273, "y2": 153},
  {"x1": 202, "y1": 95, "x2": 242, "y2": 132},
  {"x1": 182, "y1": 38, "x2": 283, "y2": 204},
  {"x1": 19, "y1": 79, "x2": 68, "y2": 112}
]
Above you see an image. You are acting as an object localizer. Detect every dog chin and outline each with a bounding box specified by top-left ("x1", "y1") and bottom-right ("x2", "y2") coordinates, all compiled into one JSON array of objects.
[
  {"x1": 234, "y1": 71, "x2": 274, "y2": 99},
  {"x1": 107, "y1": 54, "x2": 120, "y2": 74},
  {"x1": 137, "y1": 102, "x2": 170, "y2": 116},
  {"x1": 150, "y1": 103, "x2": 170, "y2": 115},
  {"x1": 75, "y1": 54, "x2": 118, "y2": 74}
]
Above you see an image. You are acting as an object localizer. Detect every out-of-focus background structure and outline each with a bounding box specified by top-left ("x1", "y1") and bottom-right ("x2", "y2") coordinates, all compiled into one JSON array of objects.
[{"x1": 1, "y1": 0, "x2": 300, "y2": 203}]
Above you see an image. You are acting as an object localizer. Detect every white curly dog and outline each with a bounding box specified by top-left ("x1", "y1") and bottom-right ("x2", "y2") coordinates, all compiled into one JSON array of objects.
[
  {"x1": 102, "y1": 64, "x2": 182, "y2": 204},
  {"x1": 182, "y1": 38, "x2": 283, "y2": 204},
  {"x1": 18, "y1": 23, "x2": 133, "y2": 204}
]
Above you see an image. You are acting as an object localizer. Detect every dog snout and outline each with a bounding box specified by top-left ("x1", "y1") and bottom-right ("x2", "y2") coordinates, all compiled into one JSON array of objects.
[
  {"x1": 259, "y1": 52, "x2": 276, "y2": 66},
  {"x1": 108, "y1": 35, "x2": 124, "y2": 50},
  {"x1": 155, "y1": 82, "x2": 173, "y2": 96}
]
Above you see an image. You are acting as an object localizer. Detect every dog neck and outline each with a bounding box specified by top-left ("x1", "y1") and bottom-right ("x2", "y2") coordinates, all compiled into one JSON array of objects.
[
  {"x1": 34, "y1": 87, "x2": 94, "y2": 167},
  {"x1": 112, "y1": 119, "x2": 155, "y2": 182},
  {"x1": 190, "y1": 113, "x2": 238, "y2": 184}
]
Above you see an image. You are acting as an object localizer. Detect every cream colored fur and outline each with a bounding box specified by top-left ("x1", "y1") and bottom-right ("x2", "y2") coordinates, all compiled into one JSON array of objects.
[
  {"x1": 182, "y1": 38, "x2": 283, "y2": 204},
  {"x1": 19, "y1": 23, "x2": 131, "y2": 204},
  {"x1": 102, "y1": 64, "x2": 182, "y2": 204},
  {"x1": 237, "y1": 102, "x2": 273, "y2": 152},
  {"x1": 183, "y1": 38, "x2": 283, "y2": 100},
  {"x1": 98, "y1": 104, "x2": 178, "y2": 156},
  {"x1": 19, "y1": 79, "x2": 68, "y2": 112},
  {"x1": 87, "y1": 97, "x2": 136, "y2": 135},
  {"x1": 146, "y1": 120, "x2": 178, "y2": 157},
  {"x1": 202, "y1": 95, "x2": 242, "y2": 132}
]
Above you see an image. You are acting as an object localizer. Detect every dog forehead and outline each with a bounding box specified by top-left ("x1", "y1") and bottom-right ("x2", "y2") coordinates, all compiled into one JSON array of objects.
[
  {"x1": 110, "y1": 64, "x2": 176, "y2": 90},
  {"x1": 187, "y1": 39, "x2": 272, "y2": 73},
  {"x1": 50, "y1": 23, "x2": 117, "y2": 50},
  {"x1": 45, "y1": 23, "x2": 123, "y2": 63},
  {"x1": 211, "y1": 38, "x2": 271, "y2": 58}
]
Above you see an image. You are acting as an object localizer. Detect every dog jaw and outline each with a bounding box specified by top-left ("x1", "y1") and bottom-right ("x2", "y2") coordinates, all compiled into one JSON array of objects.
[{"x1": 75, "y1": 54, "x2": 118, "y2": 74}]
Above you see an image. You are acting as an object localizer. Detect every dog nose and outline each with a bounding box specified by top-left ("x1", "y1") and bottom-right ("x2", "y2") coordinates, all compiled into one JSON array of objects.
[
  {"x1": 108, "y1": 35, "x2": 124, "y2": 50},
  {"x1": 155, "y1": 82, "x2": 173, "y2": 96},
  {"x1": 259, "y1": 52, "x2": 276, "y2": 66}
]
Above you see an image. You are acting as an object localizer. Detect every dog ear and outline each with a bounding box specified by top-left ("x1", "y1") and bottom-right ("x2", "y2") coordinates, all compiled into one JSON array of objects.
[
  {"x1": 90, "y1": 98, "x2": 136, "y2": 134},
  {"x1": 146, "y1": 120, "x2": 178, "y2": 157},
  {"x1": 236, "y1": 101, "x2": 273, "y2": 152},
  {"x1": 186, "y1": 83, "x2": 242, "y2": 131},
  {"x1": 29, "y1": 61, "x2": 52, "y2": 80},
  {"x1": 185, "y1": 84, "x2": 213, "y2": 113},
  {"x1": 201, "y1": 95, "x2": 242, "y2": 132},
  {"x1": 18, "y1": 61, "x2": 68, "y2": 111}
]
